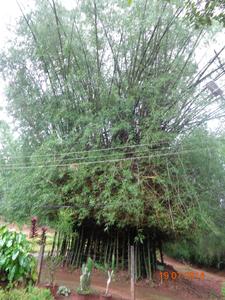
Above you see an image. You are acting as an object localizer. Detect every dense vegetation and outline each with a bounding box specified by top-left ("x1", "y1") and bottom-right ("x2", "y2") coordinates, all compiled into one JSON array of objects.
[
  {"x1": 0, "y1": 0, "x2": 225, "y2": 277},
  {"x1": 0, "y1": 226, "x2": 36, "y2": 287},
  {"x1": 129, "y1": 0, "x2": 225, "y2": 27}
]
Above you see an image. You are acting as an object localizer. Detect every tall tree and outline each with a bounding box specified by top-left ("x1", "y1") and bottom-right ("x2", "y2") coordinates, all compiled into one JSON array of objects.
[{"x1": 0, "y1": 0, "x2": 225, "y2": 276}]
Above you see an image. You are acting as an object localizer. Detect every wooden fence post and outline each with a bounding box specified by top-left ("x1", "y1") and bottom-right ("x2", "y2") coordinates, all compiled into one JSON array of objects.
[
  {"x1": 37, "y1": 237, "x2": 46, "y2": 285},
  {"x1": 131, "y1": 245, "x2": 136, "y2": 300}
]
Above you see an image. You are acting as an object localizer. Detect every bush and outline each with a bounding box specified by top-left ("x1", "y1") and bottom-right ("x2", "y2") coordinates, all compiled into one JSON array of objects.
[
  {"x1": 165, "y1": 231, "x2": 225, "y2": 269},
  {"x1": 221, "y1": 282, "x2": 225, "y2": 298},
  {"x1": 57, "y1": 286, "x2": 71, "y2": 296},
  {"x1": 0, "y1": 287, "x2": 53, "y2": 300},
  {"x1": 0, "y1": 226, "x2": 37, "y2": 286},
  {"x1": 164, "y1": 240, "x2": 192, "y2": 262},
  {"x1": 78, "y1": 257, "x2": 94, "y2": 294}
]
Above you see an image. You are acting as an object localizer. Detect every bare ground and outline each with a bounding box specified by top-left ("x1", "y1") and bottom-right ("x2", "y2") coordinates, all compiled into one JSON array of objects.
[{"x1": 1, "y1": 219, "x2": 224, "y2": 300}]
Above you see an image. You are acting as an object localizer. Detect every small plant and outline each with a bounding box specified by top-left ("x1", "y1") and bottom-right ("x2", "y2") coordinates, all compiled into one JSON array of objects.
[
  {"x1": 221, "y1": 282, "x2": 225, "y2": 298},
  {"x1": 40, "y1": 226, "x2": 47, "y2": 245},
  {"x1": 0, "y1": 226, "x2": 37, "y2": 287},
  {"x1": 57, "y1": 286, "x2": 71, "y2": 297},
  {"x1": 30, "y1": 216, "x2": 38, "y2": 238},
  {"x1": 77, "y1": 257, "x2": 94, "y2": 294},
  {"x1": 96, "y1": 254, "x2": 115, "y2": 297},
  {"x1": 0, "y1": 287, "x2": 53, "y2": 300},
  {"x1": 57, "y1": 209, "x2": 73, "y2": 237},
  {"x1": 46, "y1": 255, "x2": 63, "y2": 287}
]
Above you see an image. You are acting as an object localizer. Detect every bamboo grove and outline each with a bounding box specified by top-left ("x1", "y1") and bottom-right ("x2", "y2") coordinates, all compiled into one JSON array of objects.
[
  {"x1": 52, "y1": 222, "x2": 165, "y2": 280},
  {"x1": 0, "y1": 0, "x2": 225, "y2": 278}
]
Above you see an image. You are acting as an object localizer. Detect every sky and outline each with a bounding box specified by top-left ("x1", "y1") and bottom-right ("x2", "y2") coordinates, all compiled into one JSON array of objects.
[
  {"x1": 0, "y1": 0, "x2": 224, "y2": 133},
  {"x1": 0, "y1": 0, "x2": 75, "y2": 126},
  {"x1": 0, "y1": 0, "x2": 23, "y2": 124}
]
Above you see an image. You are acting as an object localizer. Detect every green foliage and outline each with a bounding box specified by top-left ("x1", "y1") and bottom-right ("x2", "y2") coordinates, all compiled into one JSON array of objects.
[
  {"x1": 96, "y1": 254, "x2": 115, "y2": 273},
  {"x1": 164, "y1": 129, "x2": 225, "y2": 268},
  {"x1": 0, "y1": 287, "x2": 53, "y2": 300},
  {"x1": 76, "y1": 289, "x2": 96, "y2": 296},
  {"x1": 221, "y1": 282, "x2": 225, "y2": 298},
  {"x1": 0, "y1": 226, "x2": 37, "y2": 287},
  {"x1": 0, "y1": 0, "x2": 224, "y2": 266},
  {"x1": 78, "y1": 258, "x2": 94, "y2": 294},
  {"x1": 186, "y1": 0, "x2": 225, "y2": 28},
  {"x1": 165, "y1": 229, "x2": 225, "y2": 268},
  {"x1": 45, "y1": 255, "x2": 63, "y2": 286},
  {"x1": 134, "y1": 229, "x2": 145, "y2": 244},
  {"x1": 56, "y1": 209, "x2": 73, "y2": 236}
]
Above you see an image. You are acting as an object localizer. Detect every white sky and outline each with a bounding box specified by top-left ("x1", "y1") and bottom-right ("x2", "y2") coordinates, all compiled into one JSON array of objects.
[
  {"x1": 0, "y1": 0, "x2": 75, "y2": 126},
  {"x1": 0, "y1": 0, "x2": 224, "y2": 132},
  {"x1": 0, "y1": 0, "x2": 23, "y2": 124}
]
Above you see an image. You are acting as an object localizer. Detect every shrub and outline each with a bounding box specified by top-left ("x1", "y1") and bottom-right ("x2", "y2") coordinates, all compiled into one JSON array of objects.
[
  {"x1": 0, "y1": 287, "x2": 53, "y2": 300},
  {"x1": 45, "y1": 255, "x2": 63, "y2": 286},
  {"x1": 77, "y1": 257, "x2": 94, "y2": 294},
  {"x1": 0, "y1": 226, "x2": 37, "y2": 286},
  {"x1": 57, "y1": 286, "x2": 71, "y2": 296},
  {"x1": 221, "y1": 282, "x2": 225, "y2": 298},
  {"x1": 165, "y1": 232, "x2": 225, "y2": 269}
]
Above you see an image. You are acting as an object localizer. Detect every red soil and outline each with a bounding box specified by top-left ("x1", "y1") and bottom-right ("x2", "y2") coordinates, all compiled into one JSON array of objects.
[
  {"x1": 1, "y1": 219, "x2": 224, "y2": 299},
  {"x1": 40, "y1": 258, "x2": 225, "y2": 300}
]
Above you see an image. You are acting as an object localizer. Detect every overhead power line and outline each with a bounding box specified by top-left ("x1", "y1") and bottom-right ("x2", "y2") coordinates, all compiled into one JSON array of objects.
[
  {"x1": 0, "y1": 147, "x2": 216, "y2": 170},
  {"x1": 0, "y1": 146, "x2": 175, "y2": 167},
  {"x1": 1, "y1": 140, "x2": 172, "y2": 160}
]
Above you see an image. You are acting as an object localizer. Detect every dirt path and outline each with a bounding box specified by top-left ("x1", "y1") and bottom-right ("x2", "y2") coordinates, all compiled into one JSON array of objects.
[
  {"x1": 1, "y1": 220, "x2": 224, "y2": 299},
  {"x1": 40, "y1": 257, "x2": 225, "y2": 300},
  {"x1": 164, "y1": 256, "x2": 225, "y2": 299},
  {"x1": 41, "y1": 264, "x2": 218, "y2": 300}
]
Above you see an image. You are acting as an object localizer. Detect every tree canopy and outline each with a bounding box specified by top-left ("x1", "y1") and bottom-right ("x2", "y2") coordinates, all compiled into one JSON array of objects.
[
  {"x1": 0, "y1": 0, "x2": 224, "y2": 242},
  {"x1": 129, "y1": 0, "x2": 225, "y2": 27}
]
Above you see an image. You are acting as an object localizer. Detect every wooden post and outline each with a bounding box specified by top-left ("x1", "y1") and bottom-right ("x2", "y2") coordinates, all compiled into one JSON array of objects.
[
  {"x1": 159, "y1": 240, "x2": 164, "y2": 265},
  {"x1": 37, "y1": 237, "x2": 46, "y2": 285},
  {"x1": 131, "y1": 245, "x2": 135, "y2": 300}
]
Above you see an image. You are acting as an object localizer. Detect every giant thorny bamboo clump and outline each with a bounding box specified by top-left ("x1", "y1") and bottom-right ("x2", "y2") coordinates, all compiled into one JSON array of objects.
[{"x1": 0, "y1": 0, "x2": 225, "y2": 278}]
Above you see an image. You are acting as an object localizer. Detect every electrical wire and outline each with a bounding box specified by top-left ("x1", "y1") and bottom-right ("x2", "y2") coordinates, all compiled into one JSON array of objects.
[
  {"x1": 0, "y1": 146, "x2": 176, "y2": 167},
  {"x1": 0, "y1": 139, "x2": 172, "y2": 160},
  {"x1": 0, "y1": 147, "x2": 216, "y2": 170},
  {"x1": 0, "y1": 142, "x2": 219, "y2": 168}
]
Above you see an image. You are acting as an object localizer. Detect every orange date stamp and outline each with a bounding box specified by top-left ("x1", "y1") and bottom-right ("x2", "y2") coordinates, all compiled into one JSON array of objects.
[{"x1": 160, "y1": 271, "x2": 205, "y2": 281}]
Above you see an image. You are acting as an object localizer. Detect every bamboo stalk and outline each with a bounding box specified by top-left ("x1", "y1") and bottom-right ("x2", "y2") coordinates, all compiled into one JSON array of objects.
[
  {"x1": 147, "y1": 237, "x2": 152, "y2": 281},
  {"x1": 135, "y1": 243, "x2": 138, "y2": 282},
  {"x1": 153, "y1": 242, "x2": 157, "y2": 272},
  {"x1": 71, "y1": 229, "x2": 80, "y2": 266},
  {"x1": 56, "y1": 231, "x2": 61, "y2": 257},
  {"x1": 122, "y1": 235, "x2": 125, "y2": 270},
  {"x1": 116, "y1": 231, "x2": 119, "y2": 269},
  {"x1": 159, "y1": 240, "x2": 164, "y2": 264},
  {"x1": 76, "y1": 227, "x2": 83, "y2": 267},
  {"x1": 143, "y1": 243, "x2": 149, "y2": 279},
  {"x1": 50, "y1": 231, "x2": 57, "y2": 256},
  {"x1": 69, "y1": 234, "x2": 77, "y2": 265},
  {"x1": 93, "y1": 238, "x2": 98, "y2": 261},
  {"x1": 104, "y1": 239, "x2": 109, "y2": 266},
  {"x1": 128, "y1": 233, "x2": 130, "y2": 274},
  {"x1": 107, "y1": 237, "x2": 113, "y2": 265}
]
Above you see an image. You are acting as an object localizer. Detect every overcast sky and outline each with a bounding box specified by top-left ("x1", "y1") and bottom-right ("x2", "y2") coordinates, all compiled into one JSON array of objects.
[
  {"x1": 0, "y1": 0, "x2": 75, "y2": 125},
  {"x1": 0, "y1": 0, "x2": 224, "y2": 132}
]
